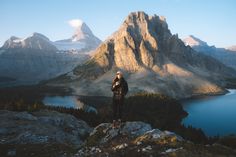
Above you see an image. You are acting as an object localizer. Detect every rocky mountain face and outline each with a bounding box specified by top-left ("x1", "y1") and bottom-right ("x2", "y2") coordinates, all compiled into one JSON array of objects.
[
  {"x1": 48, "y1": 11, "x2": 236, "y2": 99},
  {"x1": 183, "y1": 35, "x2": 236, "y2": 70},
  {"x1": 0, "y1": 33, "x2": 89, "y2": 86},
  {"x1": 54, "y1": 21, "x2": 101, "y2": 53}
]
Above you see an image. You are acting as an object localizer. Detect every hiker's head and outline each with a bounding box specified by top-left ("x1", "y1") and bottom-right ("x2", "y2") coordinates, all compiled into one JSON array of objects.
[{"x1": 116, "y1": 71, "x2": 123, "y2": 79}]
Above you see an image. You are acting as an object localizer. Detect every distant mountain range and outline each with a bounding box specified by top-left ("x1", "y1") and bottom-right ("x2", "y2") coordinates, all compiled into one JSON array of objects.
[
  {"x1": 0, "y1": 22, "x2": 101, "y2": 86},
  {"x1": 2, "y1": 33, "x2": 57, "y2": 51},
  {"x1": 45, "y1": 12, "x2": 236, "y2": 99},
  {"x1": 183, "y1": 35, "x2": 236, "y2": 70}
]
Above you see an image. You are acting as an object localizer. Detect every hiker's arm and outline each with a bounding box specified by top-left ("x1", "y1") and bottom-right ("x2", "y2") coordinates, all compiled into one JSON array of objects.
[{"x1": 111, "y1": 81, "x2": 121, "y2": 91}]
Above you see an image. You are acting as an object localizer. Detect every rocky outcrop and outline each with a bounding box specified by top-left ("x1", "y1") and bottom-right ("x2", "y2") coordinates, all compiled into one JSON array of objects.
[
  {"x1": 87, "y1": 122, "x2": 152, "y2": 145},
  {"x1": 75, "y1": 121, "x2": 236, "y2": 157},
  {"x1": 0, "y1": 110, "x2": 92, "y2": 146},
  {"x1": 48, "y1": 11, "x2": 236, "y2": 99},
  {"x1": 1, "y1": 110, "x2": 235, "y2": 157}
]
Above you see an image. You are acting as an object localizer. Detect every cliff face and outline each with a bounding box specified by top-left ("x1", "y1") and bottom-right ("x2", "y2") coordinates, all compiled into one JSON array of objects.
[
  {"x1": 48, "y1": 11, "x2": 236, "y2": 98},
  {"x1": 83, "y1": 12, "x2": 170, "y2": 72}
]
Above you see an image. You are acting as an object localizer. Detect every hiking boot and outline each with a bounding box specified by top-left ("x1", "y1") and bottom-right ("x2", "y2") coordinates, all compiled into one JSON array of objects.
[
  {"x1": 117, "y1": 119, "x2": 122, "y2": 128},
  {"x1": 112, "y1": 120, "x2": 117, "y2": 129}
]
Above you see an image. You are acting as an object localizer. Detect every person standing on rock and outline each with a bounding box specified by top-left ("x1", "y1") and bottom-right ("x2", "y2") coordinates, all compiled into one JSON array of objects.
[{"x1": 111, "y1": 71, "x2": 128, "y2": 128}]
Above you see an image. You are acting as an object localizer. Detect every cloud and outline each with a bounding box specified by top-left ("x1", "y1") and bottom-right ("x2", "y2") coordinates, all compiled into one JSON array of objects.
[{"x1": 68, "y1": 19, "x2": 83, "y2": 28}]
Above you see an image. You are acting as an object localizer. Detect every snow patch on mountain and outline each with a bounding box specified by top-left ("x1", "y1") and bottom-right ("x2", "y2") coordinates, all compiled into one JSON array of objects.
[
  {"x1": 183, "y1": 35, "x2": 208, "y2": 47},
  {"x1": 54, "y1": 20, "x2": 101, "y2": 53}
]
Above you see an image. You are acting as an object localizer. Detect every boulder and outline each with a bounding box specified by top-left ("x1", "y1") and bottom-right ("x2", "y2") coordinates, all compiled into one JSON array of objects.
[
  {"x1": 87, "y1": 121, "x2": 152, "y2": 145},
  {"x1": 0, "y1": 110, "x2": 92, "y2": 145}
]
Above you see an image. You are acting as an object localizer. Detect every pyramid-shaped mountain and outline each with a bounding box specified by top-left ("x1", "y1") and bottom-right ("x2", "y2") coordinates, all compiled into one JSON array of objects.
[
  {"x1": 49, "y1": 12, "x2": 236, "y2": 98},
  {"x1": 54, "y1": 22, "x2": 101, "y2": 53}
]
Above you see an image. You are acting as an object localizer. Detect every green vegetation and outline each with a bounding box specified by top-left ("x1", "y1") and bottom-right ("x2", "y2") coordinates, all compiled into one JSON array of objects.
[{"x1": 0, "y1": 85, "x2": 71, "y2": 111}]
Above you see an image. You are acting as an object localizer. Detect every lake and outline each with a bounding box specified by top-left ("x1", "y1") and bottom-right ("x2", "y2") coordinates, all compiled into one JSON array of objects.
[
  {"x1": 43, "y1": 96, "x2": 99, "y2": 113},
  {"x1": 182, "y1": 89, "x2": 236, "y2": 137},
  {"x1": 43, "y1": 96, "x2": 83, "y2": 109}
]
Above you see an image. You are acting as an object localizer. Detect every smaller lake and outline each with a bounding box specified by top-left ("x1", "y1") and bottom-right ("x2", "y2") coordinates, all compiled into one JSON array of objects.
[
  {"x1": 182, "y1": 89, "x2": 236, "y2": 137},
  {"x1": 42, "y1": 96, "x2": 98, "y2": 114},
  {"x1": 43, "y1": 96, "x2": 83, "y2": 109}
]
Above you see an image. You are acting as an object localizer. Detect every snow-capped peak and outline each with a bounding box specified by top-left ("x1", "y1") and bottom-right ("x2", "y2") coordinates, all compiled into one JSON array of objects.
[
  {"x1": 68, "y1": 19, "x2": 93, "y2": 41},
  {"x1": 54, "y1": 20, "x2": 101, "y2": 52},
  {"x1": 29, "y1": 32, "x2": 50, "y2": 41},
  {"x1": 72, "y1": 22, "x2": 94, "y2": 41},
  {"x1": 8, "y1": 36, "x2": 23, "y2": 43},
  {"x1": 183, "y1": 35, "x2": 208, "y2": 47},
  {"x1": 1, "y1": 32, "x2": 57, "y2": 51}
]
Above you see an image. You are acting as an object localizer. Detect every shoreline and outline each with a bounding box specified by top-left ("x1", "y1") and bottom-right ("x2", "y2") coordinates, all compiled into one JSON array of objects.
[{"x1": 179, "y1": 88, "x2": 234, "y2": 102}]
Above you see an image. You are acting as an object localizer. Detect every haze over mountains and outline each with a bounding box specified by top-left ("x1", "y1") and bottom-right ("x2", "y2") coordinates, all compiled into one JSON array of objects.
[
  {"x1": 183, "y1": 35, "x2": 236, "y2": 70},
  {"x1": 0, "y1": 22, "x2": 101, "y2": 86},
  {"x1": 227, "y1": 45, "x2": 236, "y2": 51},
  {"x1": 46, "y1": 11, "x2": 236, "y2": 99}
]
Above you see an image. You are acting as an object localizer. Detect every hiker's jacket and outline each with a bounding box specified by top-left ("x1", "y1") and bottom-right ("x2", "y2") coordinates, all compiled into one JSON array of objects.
[{"x1": 111, "y1": 77, "x2": 128, "y2": 99}]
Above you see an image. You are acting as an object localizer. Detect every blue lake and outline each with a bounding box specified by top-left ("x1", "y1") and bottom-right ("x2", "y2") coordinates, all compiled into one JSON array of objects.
[
  {"x1": 42, "y1": 96, "x2": 98, "y2": 113},
  {"x1": 182, "y1": 89, "x2": 236, "y2": 136},
  {"x1": 43, "y1": 96, "x2": 83, "y2": 109}
]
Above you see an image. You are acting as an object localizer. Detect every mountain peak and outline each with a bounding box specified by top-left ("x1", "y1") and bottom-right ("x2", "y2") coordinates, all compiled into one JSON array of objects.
[
  {"x1": 125, "y1": 11, "x2": 148, "y2": 22},
  {"x1": 2, "y1": 33, "x2": 57, "y2": 51},
  {"x1": 54, "y1": 21, "x2": 101, "y2": 52},
  {"x1": 71, "y1": 11, "x2": 235, "y2": 98},
  {"x1": 72, "y1": 22, "x2": 94, "y2": 42},
  {"x1": 30, "y1": 32, "x2": 50, "y2": 41},
  {"x1": 125, "y1": 11, "x2": 166, "y2": 23},
  {"x1": 183, "y1": 35, "x2": 208, "y2": 47},
  {"x1": 9, "y1": 36, "x2": 20, "y2": 41},
  {"x1": 89, "y1": 11, "x2": 172, "y2": 72},
  {"x1": 123, "y1": 11, "x2": 168, "y2": 29}
]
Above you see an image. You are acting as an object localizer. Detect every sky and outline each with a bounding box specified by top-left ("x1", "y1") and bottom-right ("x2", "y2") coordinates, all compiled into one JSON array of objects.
[{"x1": 0, "y1": 0, "x2": 236, "y2": 48}]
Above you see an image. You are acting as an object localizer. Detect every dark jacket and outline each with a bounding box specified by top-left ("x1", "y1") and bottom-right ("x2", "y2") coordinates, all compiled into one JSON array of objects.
[{"x1": 111, "y1": 77, "x2": 128, "y2": 99}]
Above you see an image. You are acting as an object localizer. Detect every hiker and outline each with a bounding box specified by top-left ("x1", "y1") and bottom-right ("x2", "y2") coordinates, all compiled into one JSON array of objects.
[{"x1": 111, "y1": 71, "x2": 128, "y2": 128}]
